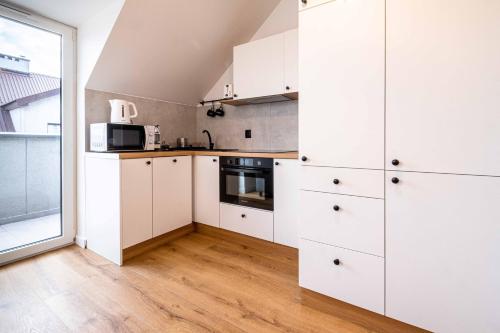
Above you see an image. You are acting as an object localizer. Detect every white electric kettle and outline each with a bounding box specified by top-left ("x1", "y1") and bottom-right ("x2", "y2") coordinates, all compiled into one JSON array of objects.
[{"x1": 109, "y1": 99, "x2": 138, "y2": 124}]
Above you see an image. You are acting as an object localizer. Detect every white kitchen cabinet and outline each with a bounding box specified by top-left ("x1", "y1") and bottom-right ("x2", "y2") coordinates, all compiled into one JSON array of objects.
[
  {"x1": 233, "y1": 33, "x2": 284, "y2": 100},
  {"x1": 386, "y1": 0, "x2": 500, "y2": 176},
  {"x1": 153, "y1": 156, "x2": 192, "y2": 237},
  {"x1": 233, "y1": 29, "x2": 298, "y2": 100},
  {"x1": 273, "y1": 159, "x2": 298, "y2": 248},
  {"x1": 386, "y1": 171, "x2": 500, "y2": 333},
  {"x1": 298, "y1": 0, "x2": 334, "y2": 12},
  {"x1": 299, "y1": 191, "x2": 384, "y2": 257},
  {"x1": 300, "y1": 166, "x2": 384, "y2": 199},
  {"x1": 283, "y1": 29, "x2": 298, "y2": 94},
  {"x1": 193, "y1": 156, "x2": 220, "y2": 227},
  {"x1": 220, "y1": 203, "x2": 273, "y2": 242},
  {"x1": 299, "y1": 239, "x2": 384, "y2": 314},
  {"x1": 299, "y1": 0, "x2": 385, "y2": 169},
  {"x1": 85, "y1": 153, "x2": 191, "y2": 266},
  {"x1": 121, "y1": 158, "x2": 153, "y2": 249}
]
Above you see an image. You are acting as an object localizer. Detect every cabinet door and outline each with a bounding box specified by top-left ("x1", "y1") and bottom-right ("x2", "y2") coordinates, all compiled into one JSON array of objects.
[
  {"x1": 233, "y1": 33, "x2": 284, "y2": 99},
  {"x1": 274, "y1": 159, "x2": 298, "y2": 248},
  {"x1": 386, "y1": 171, "x2": 500, "y2": 333},
  {"x1": 299, "y1": 0, "x2": 385, "y2": 169},
  {"x1": 193, "y1": 156, "x2": 220, "y2": 227},
  {"x1": 153, "y1": 156, "x2": 192, "y2": 237},
  {"x1": 386, "y1": 0, "x2": 500, "y2": 176},
  {"x1": 121, "y1": 158, "x2": 153, "y2": 249},
  {"x1": 284, "y1": 29, "x2": 298, "y2": 93}
]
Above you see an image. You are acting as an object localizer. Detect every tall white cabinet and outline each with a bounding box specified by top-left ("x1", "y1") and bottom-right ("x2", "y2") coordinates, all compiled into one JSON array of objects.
[
  {"x1": 384, "y1": 1, "x2": 500, "y2": 332},
  {"x1": 298, "y1": 0, "x2": 385, "y2": 315},
  {"x1": 299, "y1": 0, "x2": 500, "y2": 332},
  {"x1": 386, "y1": 0, "x2": 500, "y2": 176},
  {"x1": 299, "y1": 0, "x2": 384, "y2": 169}
]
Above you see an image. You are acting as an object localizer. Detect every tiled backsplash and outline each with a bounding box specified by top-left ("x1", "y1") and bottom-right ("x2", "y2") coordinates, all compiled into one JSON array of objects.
[
  {"x1": 85, "y1": 89, "x2": 298, "y2": 151},
  {"x1": 195, "y1": 101, "x2": 298, "y2": 151}
]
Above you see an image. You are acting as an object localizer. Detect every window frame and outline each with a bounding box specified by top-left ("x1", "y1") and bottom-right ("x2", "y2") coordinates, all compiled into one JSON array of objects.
[{"x1": 0, "y1": 5, "x2": 76, "y2": 265}]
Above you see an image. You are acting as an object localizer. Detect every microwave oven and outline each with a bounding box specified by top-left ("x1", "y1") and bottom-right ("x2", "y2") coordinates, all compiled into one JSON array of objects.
[{"x1": 90, "y1": 123, "x2": 155, "y2": 152}]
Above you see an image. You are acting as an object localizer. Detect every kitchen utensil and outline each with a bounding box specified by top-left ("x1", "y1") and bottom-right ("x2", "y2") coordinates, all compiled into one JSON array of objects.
[
  {"x1": 109, "y1": 99, "x2": 138, "y2": 124},
  {"x1": 177, "y1": 137, "x2": 189, "y2": 147}
]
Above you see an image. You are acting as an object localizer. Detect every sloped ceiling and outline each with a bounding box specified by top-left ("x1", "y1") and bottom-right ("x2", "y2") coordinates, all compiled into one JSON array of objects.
[{"x1": 86, "y1": 0, "x2": 281, "y2": 106}]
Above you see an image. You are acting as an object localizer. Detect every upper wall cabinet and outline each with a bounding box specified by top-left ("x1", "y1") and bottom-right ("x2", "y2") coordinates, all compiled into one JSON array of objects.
[
  {"x1": 298, "y1": 0, "x2": 334, "y2": 12},
  {"x1": 299, "y1": 0, "x2": 385, "y2": 169},
  {"x1": 233, "y1": 29, "x2": 298, "y2": 100},
  {"x1": 386, "y1": 0, "x2": 500, "y2": 176}
]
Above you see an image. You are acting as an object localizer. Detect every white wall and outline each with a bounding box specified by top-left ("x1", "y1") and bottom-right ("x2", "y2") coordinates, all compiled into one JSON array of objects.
[
  {"x1": 76, "y1": 0, "x2": 125, "y2": 247},
  {"x1": 10, "y1": 95, "x2": 60, "y2": 133},
  {"x1": 203, "y1": 0, "x2": 298, "y2": 101}
]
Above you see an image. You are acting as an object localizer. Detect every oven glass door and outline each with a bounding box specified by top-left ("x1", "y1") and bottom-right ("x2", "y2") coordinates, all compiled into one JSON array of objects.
[
  {"x1": 220, "y1": 167, "x2": 273, "y2": 211},
  {"x1": 107, "y1": 124, "x2": 145, "y2": 151}
]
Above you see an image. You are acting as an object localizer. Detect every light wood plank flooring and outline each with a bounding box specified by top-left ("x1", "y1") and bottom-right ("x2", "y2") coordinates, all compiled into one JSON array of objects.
[{"x1": 0, "y1": 228, "x2": 427, "y2": 332}]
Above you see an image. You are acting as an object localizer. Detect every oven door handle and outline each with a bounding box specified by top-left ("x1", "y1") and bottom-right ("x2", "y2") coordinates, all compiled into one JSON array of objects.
[{"x1": 221, "y1": 167, "x2": 266, "y2": 175}]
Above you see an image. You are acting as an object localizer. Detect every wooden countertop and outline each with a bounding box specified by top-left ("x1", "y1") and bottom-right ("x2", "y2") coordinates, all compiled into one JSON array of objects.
[{"x1": 86, "y1": 150, "x2": 299, "y2": 160}]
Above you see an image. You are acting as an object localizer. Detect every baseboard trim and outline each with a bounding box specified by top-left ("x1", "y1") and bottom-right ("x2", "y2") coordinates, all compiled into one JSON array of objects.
[
  {"x1": 193, "y1": 222, "x2": 298, "y2": 257},
  {"x1": 75, "y1": 235, "x2": 87, "y2": 248},
  {"x1": 122, "y1": 223, "x2": 194, "y2": 262}
]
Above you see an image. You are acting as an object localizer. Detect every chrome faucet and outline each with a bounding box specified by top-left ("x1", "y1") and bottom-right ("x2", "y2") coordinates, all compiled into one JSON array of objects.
[{"x1": 202, "y1": 130, "x2": 214, "y2": 150}]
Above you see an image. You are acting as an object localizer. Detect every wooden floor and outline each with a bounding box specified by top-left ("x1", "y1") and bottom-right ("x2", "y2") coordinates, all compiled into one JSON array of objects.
[{"x1": 0, "y1": 227, "x2": 427, "y2": 333}]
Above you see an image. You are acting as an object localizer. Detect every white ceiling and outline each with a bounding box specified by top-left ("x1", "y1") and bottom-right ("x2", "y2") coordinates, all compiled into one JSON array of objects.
[
  {"x1": 2, "y1": 0, "x2": 117, "y2": 27},
  {"x1": 86, "y1": 0, "x2": 281, "y2": 105}
]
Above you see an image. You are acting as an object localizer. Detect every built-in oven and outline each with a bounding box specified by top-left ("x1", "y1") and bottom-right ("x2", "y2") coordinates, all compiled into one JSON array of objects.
[{"x1": 220, "y1": 156, "x2": 273, "y2": 211}]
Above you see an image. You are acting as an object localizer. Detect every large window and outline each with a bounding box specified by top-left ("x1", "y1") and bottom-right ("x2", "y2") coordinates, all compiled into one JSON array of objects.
[{"x1": 0, "y1": 5, "x2": 75, "y2": 265}]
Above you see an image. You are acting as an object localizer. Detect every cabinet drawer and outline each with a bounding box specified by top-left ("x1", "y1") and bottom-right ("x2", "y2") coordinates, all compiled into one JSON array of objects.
[
  {"x1": 300, "y1": 166, "x2": 384, "y2": 198},
  {"x1": 220, "y1": 203, "x2": 273, "y2": 241},
  {"x1": 299, "y1": 239, "x2": 384, "y2": 314},
  {"x1": 299, "y1": 191, "x2": 384, "y2": 256}
]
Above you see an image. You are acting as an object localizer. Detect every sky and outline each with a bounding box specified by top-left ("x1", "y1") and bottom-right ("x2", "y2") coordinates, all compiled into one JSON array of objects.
[{"x1": 0, "y1": 15, "x2": 61, "y2": 77}]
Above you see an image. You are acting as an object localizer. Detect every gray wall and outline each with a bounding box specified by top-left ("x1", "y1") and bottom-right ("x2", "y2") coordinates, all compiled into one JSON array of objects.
[
  {"x1": 85, "y1": 89, "x2": 298, "y2": 151},
  {"x1": 196, "y1": 101, "x2": 298, "y2": 151},
  {"x1": 85, "y1": 89, "x2": 197, "y2": 150},
  {"x1": 0, "y1": 134, "x2": 60, "y2": 225}
]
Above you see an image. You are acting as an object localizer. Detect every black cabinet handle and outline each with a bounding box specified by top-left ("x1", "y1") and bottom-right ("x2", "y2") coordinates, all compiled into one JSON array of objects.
[
  {"x1": 233, "y1": 94, "x2": 238, "y2": 98},
  {"x1": 392, "y1": 177, "x2": 400, "y2": 184},
  {"x1": 301, "y1": 0, "x2": 307, "y2": 4},
  {"x1": 301, "y1": 156, "x2": 308, "y2": 162},
  {"x1": 146, "y1": 161, "x2": 151, "y2": 165},
  {"x1": 173, "y1": 159, "x2": 177, "y2": 163},
  {"x1": 333, "y1": 205, "x2": 340, "y2": 211},
  {"x1": 285, "y1": 86, "x2": 290, "y2": 90},
  {"x1": 333, "y1": 178, "x2": 340, "y2": 185},
  {"x1": 333, "y1": 259, "x2": 340, "y2": 266},
  {"x1": 213, "y1": 159, "x2": 217, "y2": 162},
  {"x1": 275, "y1": 161, "x2": 280, "y2": 166},
  {"x1": 392, "y1": 159, "x2": 400, "y2": 166},
  {"x1": 241, "y1": 214, "x2": 246, "y2": 218}
]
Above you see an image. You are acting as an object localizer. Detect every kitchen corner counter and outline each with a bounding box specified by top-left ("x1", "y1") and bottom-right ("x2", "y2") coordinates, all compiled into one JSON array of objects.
[{"x1": 85, "y1": 150, "x2": 299, "y2": 160}]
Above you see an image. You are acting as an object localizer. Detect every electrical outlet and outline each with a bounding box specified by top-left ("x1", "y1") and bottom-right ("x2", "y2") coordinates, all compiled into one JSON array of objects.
[{"x1": 245, "y1": 129, "x2": 252, "y2": 138}]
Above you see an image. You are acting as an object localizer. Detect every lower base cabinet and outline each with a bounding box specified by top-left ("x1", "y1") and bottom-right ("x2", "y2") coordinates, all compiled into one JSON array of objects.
[
  {"x1": 85, "y1": 155, "x2": 192, "y2": 265},
  {"x1": 220, "y1": 203, "x2": 273, "y2": 242},
  {"x1": 386, "y1": 171, "x2": 500, "y2": 333},
  {"x1": 299, "y1": 238, "x2": 384, "y2": 314}
]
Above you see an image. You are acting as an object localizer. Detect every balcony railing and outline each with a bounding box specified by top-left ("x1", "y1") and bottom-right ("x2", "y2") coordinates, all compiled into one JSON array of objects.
[{"x1": 0, "y1": 133, "x2": 61, "y2": 225}]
